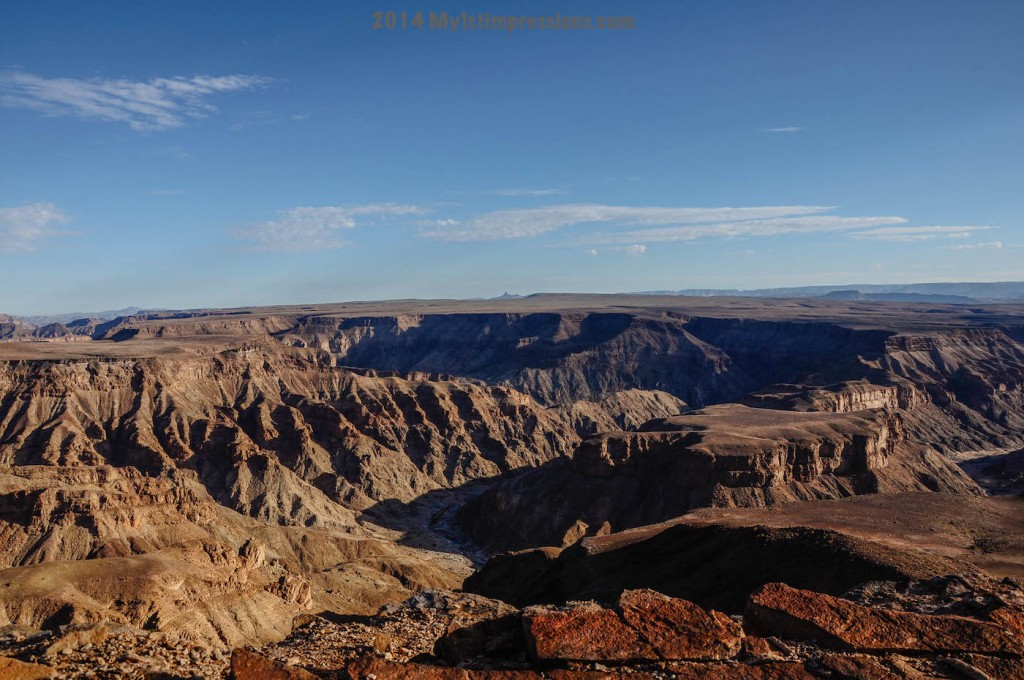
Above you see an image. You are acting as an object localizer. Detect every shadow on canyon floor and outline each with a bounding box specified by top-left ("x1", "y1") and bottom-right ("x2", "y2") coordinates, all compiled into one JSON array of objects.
[{"x1": 358, "y1": 475, "x2": 519, "y2": 564}]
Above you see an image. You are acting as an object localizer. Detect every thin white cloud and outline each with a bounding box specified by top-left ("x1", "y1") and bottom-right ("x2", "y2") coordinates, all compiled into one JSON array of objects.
[
  {"x1": 587, "y1": 245, "x2": 645, "y2": 255},
  {"x1": 234, "y1": 204, "x2": 427, "y2": 252},
  {"x1": 946, "y1": 241, "x2": 1003, "y2": 251},
  {"x1": 0, "y1": 70, "x2": 273, "y2": 131},
  {"x1": 596, "y1": 215, "x2": 908, "y2": 244},
  {"x1": 763, "y1": 127, "x2": 802, "y2": 133},
  {"x1": 852, "y1": 225, "x2": 993, "y2": 242},
  {"x1": 425, "y1": 204, "x2": 836, "y2": 241},
  {"x1": 228, "y1": 109, "x2": 308, "y2": 132},
  {"x1": 148, "y1": 146, "x2": 192, "y2": 160},
  {"x1": 422, "y1": 203, "x2": 996, "y2": 248},
  {"x1": 0, "y1": 202, "x2": 75, "y2": 254},
  {"x1": 489, "y1": 188, "x2": 567, "y2": 197}
]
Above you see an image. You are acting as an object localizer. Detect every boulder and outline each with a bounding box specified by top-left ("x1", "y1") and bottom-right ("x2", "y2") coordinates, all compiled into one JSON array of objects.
[
  {"x1": 229, "y1": 648, "x2": 318, "y2": 680},
  {"x1": 619, "y1": 589, "x2": 743, "y2": 660},
  {"x1": 522, "y1": 589, "x2": 743, "y2": 662},
  {"x1": 522, "y1": 601, "x2": 656, "y2": 662},
  {"x1": 0, "y1": 657, "x2": 54, "y2": 680}
]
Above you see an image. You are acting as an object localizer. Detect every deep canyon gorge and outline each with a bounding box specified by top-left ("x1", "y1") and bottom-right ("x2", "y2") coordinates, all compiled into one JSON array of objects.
[{"x1": 1, "y1": 294, "x2": 1024, "y2": 678}]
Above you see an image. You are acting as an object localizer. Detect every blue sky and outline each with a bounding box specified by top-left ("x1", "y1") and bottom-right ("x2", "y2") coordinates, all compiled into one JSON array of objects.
[{"x1": 1, "y1": 0, "x2": 1022, "y2": 315}]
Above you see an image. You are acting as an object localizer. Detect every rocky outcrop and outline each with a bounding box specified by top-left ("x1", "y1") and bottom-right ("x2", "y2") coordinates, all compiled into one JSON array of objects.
[
  {"x1": 5, "y1": 576, "x2": 1022, "y2": 678},
  {"x1": 52, "y1": 576, "x2": 1011, "y2": 679}
]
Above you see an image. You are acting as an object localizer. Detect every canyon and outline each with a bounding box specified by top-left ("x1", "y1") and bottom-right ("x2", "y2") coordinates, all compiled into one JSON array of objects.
[{"x1": 0, "y1": 294, "x2": 1023, "y2": 678}]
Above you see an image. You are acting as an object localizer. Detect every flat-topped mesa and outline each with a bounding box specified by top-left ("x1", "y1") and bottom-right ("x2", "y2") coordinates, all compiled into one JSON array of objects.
[
  {"x1": 883, "y1": 327, "x2": 1024, "y2": 353},
  {"x1": 456, "y1": 404, "x2": 977, "y2": 554},
  {"x1": 573, "y1": 404, "x2": 900, "y2": 485},
  {"x1": 742, "y1": 380, "x2": 919, "y2": 413}
]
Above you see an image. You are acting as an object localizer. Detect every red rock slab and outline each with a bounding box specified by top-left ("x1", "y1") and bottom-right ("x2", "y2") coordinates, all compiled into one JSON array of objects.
[
  {"x1": 666, "y1": 661, "x2": 817, "y2": 679},
  {"x1": 522, "y1": 602, "x2": 657, "y2": 662},
  {"x1": 230, "y1": 649, "x2": 318, "y2": 680},
  {"x1": 545, "y1": 672, "x2": 661, "y2": 680},
  {"x1": 0, "y1": 656, "x2": 54, "y2": 680},
  {"x1": 990, "y1": 606, "x2": 1024, "y2": 639},
  {"x1": 957, "y1": 654, "x2": 1024, "y2": 679},
  {"x1": 346, "y1": 657, "x2": 542, "y2": 678},
  {"x1": 746, "y1": 583, "x2": 1024, "y2": 657},
  {"x1": 815, "y1": 653, "x2": 899, "y2": 679},
  {"x1": 619, "y1": 588, "x2": 743, "y2": 661}
]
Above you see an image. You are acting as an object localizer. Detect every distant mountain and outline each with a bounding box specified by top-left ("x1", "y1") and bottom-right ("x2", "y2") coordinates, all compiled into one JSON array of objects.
[
  {"x1": 18, "y1": 307, "x2": 151, "y2": 327},
  {"x1": 820, "y1": 290, "x2": 979, "y2": 304},
  {"x1": 0, "y1": 314, "x2": 35, "y2": 339},
  {"x1": 818, "y1": 290, "x2": 869, "y2": 301},
  {"x1": 641, "y1": 281, "x2": 1024, "y2": 302}
]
